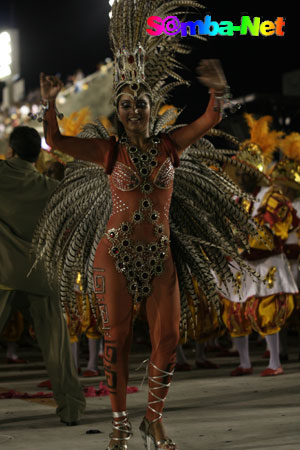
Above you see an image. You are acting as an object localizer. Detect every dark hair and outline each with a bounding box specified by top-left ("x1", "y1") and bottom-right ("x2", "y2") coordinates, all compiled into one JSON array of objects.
[
  {"x1": 113, "y1": 112, "x2": 126, "y2": 138},
  {"x1": 9, "y1": 126, "x2": 41, "y2": 162}
]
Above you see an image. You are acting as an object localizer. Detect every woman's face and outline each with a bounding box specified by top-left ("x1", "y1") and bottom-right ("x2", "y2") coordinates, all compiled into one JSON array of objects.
[{"x1": 117, "y1": 85, "x2": 151, "y2": 136}]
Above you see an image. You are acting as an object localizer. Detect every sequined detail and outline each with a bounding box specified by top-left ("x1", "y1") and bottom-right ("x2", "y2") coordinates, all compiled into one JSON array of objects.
[
  {"x1": 233, "y1": 271, "x2": 242, "y2": 295},
  {"x1": 163, "y1": 192, "x2": 172, "y2": 220},
  {"x1": 111, "y1": 161, "x2": 141, "y2": 191},
  {"x1": 111, "y1": 190, "x2": 129, "y2": 216},
  {"x1": 154, "y1": 158, "x2": 175, "y2": 189},
  {"x1": 264, "y1": 266, "x2": 277, "y2": 288}
]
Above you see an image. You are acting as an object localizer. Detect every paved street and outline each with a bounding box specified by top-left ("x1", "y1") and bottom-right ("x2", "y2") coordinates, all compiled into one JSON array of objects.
[{"x1": 0, "y1": 339, "x2": 300, "y2": 450}]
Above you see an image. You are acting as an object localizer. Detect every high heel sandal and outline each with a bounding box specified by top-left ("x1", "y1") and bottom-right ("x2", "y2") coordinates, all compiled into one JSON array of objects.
[
  {"x1": 139, "y1": 361, "x2": 177, "y2": 449},
  {"x1": 106, "y1": 411, "x2": 132, "y2": 450}
]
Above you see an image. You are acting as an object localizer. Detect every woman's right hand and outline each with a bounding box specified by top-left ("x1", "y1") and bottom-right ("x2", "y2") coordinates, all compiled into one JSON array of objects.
[{"x1": 40, "y1": 72, "x2": 64, "y2": 101}]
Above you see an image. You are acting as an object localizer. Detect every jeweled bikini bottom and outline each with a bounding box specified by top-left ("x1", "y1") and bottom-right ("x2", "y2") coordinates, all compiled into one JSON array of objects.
[{"x1": 106, "y1": 224, "x2": 170, "y2": 303}]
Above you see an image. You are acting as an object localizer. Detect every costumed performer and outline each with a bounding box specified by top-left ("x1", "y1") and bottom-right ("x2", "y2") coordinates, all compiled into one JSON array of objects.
[
  {"x1": 270, "y1": 132, "x2": 300, "y2": 360},
  {"x1": 33, "y1": 2, "x2": 264, "y2": 448},
  {"x1": 221, "y1": 115, "x2": 298, "y2": 377}
]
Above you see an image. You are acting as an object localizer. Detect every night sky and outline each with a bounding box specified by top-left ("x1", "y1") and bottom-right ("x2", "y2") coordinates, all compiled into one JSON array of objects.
[{"x1": 0, "y1": 1, "x2": 297, "y2": 118}]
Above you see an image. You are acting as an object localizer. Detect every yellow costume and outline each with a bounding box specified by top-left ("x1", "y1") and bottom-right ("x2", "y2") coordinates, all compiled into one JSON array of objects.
[
  {"x1": 222, "y1": 186, "x2": 296, "y2": 338},
  {"x1": 67, "y1": 274, "x2": 102, "y2": 343}
]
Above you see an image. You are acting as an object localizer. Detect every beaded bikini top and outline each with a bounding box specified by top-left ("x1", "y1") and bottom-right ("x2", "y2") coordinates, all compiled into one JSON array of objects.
[{"x1": 111, "y1": 134, "x2": 176, "y2": 191}]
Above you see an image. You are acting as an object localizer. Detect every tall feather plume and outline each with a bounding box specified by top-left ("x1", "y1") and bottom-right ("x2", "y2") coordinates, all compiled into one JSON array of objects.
[
  {"x1": 153, "y1": 108, "x2": 181, "y2": 135},
  {"x1": 206, "y1": 128, "x2": 240, "y2": 149},
  {"x1": 109, "y1": 0, "x2": 205, "y2": 116},
  {"x1": 168, "y1": 135, "x2": 264, "y2": 334},
  {"x1": 31, "y1": 122, "x2": 112, "y2": 317},
  {"x1": 280, "y1": 132, "x2": 300, "y2": 161},
  {"x1": 243, "y1": 113, "x2": 284, "y2": 164}
]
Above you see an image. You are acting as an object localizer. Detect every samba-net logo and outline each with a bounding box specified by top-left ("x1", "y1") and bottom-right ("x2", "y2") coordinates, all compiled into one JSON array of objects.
[{"x1": 146, "y1": 15, "x2": 286, "y2": 37}]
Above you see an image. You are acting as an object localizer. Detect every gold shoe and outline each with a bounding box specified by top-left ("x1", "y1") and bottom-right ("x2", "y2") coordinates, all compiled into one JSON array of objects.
[
  {"x1": 139, "y1": 361, "x2": 177, "y2": 449},
  {"x1": 139, "y1": 417, "x2": 177, "y2": 450},
  {"x1": 106, "y1": 411, "x2": 132, "y2": 450}
]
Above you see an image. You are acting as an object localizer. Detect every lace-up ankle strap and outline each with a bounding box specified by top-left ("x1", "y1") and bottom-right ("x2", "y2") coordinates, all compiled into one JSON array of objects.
[
  {"x1": 106, "y1": 410, "x2": 132, "y2": 449},
  {"x1": 111, "y1": 411, "x2": 132, "y2": 436},
  {"x1": 147, "y1": 361, "x2": 175, "y2": 424}
]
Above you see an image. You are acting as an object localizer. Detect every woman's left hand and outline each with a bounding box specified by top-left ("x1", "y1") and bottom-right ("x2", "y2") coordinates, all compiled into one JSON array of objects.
[
  {"x1": 204, "y1": 88, "x2": 224, "y2": 126},
  {"x1": 40, "y1": 73, "x2": 64, "y2": 102}
]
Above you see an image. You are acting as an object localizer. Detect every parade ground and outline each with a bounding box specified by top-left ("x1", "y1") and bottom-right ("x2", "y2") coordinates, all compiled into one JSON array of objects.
[{"x1": 0, "y1": 340, "x2": 299, "y2": 450}]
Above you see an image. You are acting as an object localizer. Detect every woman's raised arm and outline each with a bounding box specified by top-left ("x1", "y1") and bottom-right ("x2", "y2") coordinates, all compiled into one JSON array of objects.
[
  {"x1": 169, "y1": 89, "x2": 223, "y2": 154},
  {"x1": 40, "y1": 73, "x2": 112, "y2": 168}
]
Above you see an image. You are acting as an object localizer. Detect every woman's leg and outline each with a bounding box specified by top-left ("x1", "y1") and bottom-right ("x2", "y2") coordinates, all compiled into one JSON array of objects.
[
  {"x1": 97, "y1": 286, "x2": 133, "y2": 410},
  {"x1": 144, "y1": 258, "x2": 180, "y2": 443},
  {"x1": 93, "y1": 241, "x2": 133, "y2": 446}
]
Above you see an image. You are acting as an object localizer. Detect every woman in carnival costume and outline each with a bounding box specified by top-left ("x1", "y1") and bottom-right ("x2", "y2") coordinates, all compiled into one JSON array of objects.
[{"x1": 33, "y1": 1, "x2": 262, "y2": 448}]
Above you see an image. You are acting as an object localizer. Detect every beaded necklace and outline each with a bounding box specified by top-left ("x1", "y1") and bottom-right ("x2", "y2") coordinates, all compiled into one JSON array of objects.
[{"x1": 120, "y1": 135, "x2": 160, "y2": 194}]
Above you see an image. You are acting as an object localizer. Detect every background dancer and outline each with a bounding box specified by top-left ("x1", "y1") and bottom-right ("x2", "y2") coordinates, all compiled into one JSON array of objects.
[{"x1": 221, "y1": 116, "x2": 298, "y2": 376}]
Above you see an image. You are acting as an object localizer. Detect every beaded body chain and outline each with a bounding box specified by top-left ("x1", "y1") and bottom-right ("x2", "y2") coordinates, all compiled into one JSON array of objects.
[{"x1": 106, "y1": 136, "x2": 174, "y2": 303}]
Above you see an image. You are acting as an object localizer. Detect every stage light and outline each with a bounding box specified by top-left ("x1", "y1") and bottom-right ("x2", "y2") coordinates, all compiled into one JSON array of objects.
[
  {"x1": 0, "y1": 29, "x2": 20, "y2": 84},
  {"x1": 0, "y1": 31, "x2": 12, "y2": 80},
  {"x1": 20, "y1": 104, "x2": 30, "y2": 117}
]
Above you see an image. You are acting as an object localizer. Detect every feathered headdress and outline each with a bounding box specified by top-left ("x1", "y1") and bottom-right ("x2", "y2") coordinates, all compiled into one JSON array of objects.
[
  {"x1": 240, "y1": 114, "x2": 284, "y2": 166},
  {"x1": 109, "y1": 0, "x2": 205, "y2": 129},
  {"x1": 271, "y1": 132, "x2": 300, "y2": 191},
  {"x1": 280, "y1": 132, "x2": 300, "y2": 161},
  {"x1": 232, "y1": 113, "x2": 284, "y2": 185}
]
